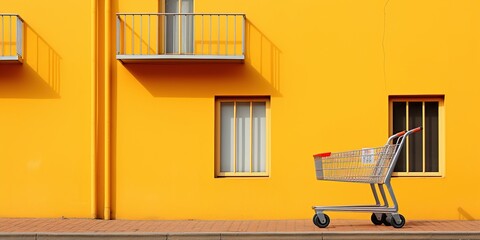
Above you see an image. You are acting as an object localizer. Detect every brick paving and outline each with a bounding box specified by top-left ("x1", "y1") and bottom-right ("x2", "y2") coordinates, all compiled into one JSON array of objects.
[{"x1": 0, "y1": 218, "x2": 478, "y2": 233}]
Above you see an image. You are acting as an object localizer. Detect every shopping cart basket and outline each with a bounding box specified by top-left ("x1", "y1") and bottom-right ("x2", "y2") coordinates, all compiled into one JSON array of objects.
[{"x1": 312, "y1": 127, "x2": 422, "y2": 228}]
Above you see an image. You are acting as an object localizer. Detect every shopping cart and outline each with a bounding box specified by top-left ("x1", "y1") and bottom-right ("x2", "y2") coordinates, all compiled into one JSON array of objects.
[{"x1": 311, "y1": 127, "x2": 422, "y2": 228}]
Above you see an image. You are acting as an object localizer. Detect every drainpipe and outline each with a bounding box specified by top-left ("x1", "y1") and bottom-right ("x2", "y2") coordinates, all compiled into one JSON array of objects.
[
  {"x1": 90, "y1": 0, "x2": 98, "y2": 219},
  {"x1": 104, "y1": 0, "x2": 112, "y2": 220}
]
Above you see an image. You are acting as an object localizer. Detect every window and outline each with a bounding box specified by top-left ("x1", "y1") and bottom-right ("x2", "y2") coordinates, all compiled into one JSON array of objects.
[
  {"x1": 390, "y1": 97, "x2": 444, "y2": 176},
  {"x1": 216, "y1": 97, "x2": 270, "y2": 177},
  {"x1": 163, "y1": 0, "x2": 194, "y2": 54}
]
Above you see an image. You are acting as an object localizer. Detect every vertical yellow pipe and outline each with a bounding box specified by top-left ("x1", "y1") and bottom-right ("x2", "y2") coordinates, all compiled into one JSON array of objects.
[
  {"x1": 104, "y1": 0, "x2": 111, "y2": 220},
  {"x1": 90, "y1": 0, "x2": 97, "y2": 219}
]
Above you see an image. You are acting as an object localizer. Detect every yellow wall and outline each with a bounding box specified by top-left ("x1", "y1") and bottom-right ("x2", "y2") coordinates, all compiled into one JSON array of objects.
[
  {"x1": 1, "y1": 0, "x2": 479, "y2": 220},
  {"x1": 0, "y1": 0, "x2": 94, "y2": 217}
]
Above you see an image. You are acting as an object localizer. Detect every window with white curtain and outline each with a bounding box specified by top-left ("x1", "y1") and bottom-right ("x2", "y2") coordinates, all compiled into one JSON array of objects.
[
  {"x1": 216, "y1": 98, "x2": 269, "y2": 177},
  {"x1": 163, "y1": 0, "x2": 194, "y2": 54}
]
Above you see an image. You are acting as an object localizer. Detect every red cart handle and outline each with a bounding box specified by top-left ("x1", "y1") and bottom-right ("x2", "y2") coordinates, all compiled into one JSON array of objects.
[
  {"x1": 394, "y1": 131, "x2": 406, "y2": 137},
  {"x1": 410, "y1": 127, "x2": 422, "y2": 133},
  {"x1": 313, "y1": 152, "x2": 331, "y2": 158}
]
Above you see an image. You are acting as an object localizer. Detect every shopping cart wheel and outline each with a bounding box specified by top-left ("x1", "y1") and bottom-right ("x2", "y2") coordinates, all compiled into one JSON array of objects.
[
  {"x1": 370, "y1": 213, "x2": 383, "y2": 225},
  {"x1": 382, "y1": 214, "x2": 391, "y2": 226},
  {"x1": 390, "y1": 214, "x2": 406, "y2": 228},
  {"x1": 313, "y1": 214, "x2": 330, "y2": 228}
]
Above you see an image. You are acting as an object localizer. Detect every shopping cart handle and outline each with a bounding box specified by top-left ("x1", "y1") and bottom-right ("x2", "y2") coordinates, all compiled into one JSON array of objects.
[
  {"x1": 409, "y1": 127, "x2": 423, "y2": 133},
  {"x1": 394, "y1": 131, "x2": 406, "y2": 137},
  {"x1": 314, "y1": 152, "x2": 331, "y2": 158}
]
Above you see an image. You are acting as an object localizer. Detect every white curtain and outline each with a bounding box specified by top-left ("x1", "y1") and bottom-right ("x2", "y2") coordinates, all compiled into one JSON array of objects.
[
  {"x1": 165, "y1": 0, "x2": 178, "y2": 53},
  {"x1": 165, "y1": 0, "x2": 193, "y2": 54},
  {"x1": 252, "y1": 102, "x2": 266, "y2": 172},
  {"x1": 220, "y1": 101, "x2": 266, "y2": 173},
  {"x1": 236, "y1": 103, "x2": 251, "y2": 172},
  {"x1": 220, "y1": 102, "x2": 234, "y2": 172}
]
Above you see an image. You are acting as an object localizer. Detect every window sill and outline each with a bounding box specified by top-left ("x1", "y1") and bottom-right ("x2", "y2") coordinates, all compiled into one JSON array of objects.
[
  {"x1": 216, "y1": 172, "x2": 269, "y2": 178},
  {"x1": 392, "y1": 172, "x2": 443, "y2": 177}
]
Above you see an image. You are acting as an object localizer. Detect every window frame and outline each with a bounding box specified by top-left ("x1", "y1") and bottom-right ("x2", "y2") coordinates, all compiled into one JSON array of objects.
[
  {"x1": 389, "y1": 96, "x2": 445, "y2": 177},
  {"x1": 215, "y1": 97, "x2": 271, "y2": 177}
]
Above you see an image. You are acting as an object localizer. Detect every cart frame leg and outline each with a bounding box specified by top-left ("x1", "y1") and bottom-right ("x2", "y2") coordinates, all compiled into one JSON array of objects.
[
  {"x1": 370, "y1": 183, "x2": 380, "y2": 206},
  {"x1": 385, "y1": 181, "x2": 399, "y2": 212},
  {"x1": 378, "y1": 184, "x2": 390, "y2": 208}
]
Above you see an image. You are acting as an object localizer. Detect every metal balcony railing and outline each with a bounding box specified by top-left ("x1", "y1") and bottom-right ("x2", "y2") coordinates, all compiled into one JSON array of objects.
[
  {"x1": 0, "y1": 14, "x2": 24, "y2": 62},
  {"x1": 116, "y1": 13, "x2": 245, "y2": 62}
]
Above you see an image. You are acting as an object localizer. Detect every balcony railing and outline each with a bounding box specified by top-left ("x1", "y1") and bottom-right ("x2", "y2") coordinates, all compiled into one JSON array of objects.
[
  {"x1": 116, "y1": 13, "x2": 245, "y2": 62},
  {"x1": 0, "y1": 14, "x2": 24, "y2": 62}
]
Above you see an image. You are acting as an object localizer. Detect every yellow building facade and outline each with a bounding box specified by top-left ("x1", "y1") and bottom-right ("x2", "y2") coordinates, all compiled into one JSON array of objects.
[{"x1": 0, "y1": 0, "x2": 479, "y2": 221}]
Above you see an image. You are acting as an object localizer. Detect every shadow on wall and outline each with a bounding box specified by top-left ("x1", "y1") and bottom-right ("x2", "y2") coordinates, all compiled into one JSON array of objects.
[
  {"x1": 245, "y1": 19, "x2": 281, "y2": 93},
  {"x1": 458, "y1": 207, "x2": 475, "y2": 220},
  {"x1": 0, "y1": 23, "x2": 61, "y2": 99},
  {"x1": 120, "y1": 19, "x2": 281, "y2": 98}
]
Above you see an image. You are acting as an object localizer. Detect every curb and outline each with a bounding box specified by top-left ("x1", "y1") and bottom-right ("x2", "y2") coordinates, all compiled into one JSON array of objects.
[{"x1": 1, "y1": 232, "x2": 480, "y2": 240}]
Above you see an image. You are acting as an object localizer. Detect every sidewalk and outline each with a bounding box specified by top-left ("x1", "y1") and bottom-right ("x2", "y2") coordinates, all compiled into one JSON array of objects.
[{"x1": 0, "y1": 218, "x2": 479, "y2": 239}]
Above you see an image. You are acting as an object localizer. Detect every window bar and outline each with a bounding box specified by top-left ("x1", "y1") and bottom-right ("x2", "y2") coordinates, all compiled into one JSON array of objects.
[
  {"x1": 123, "y1": 15, "x2": 127, "y2": 55},
  {"x1": 209, "y1": 15, "x2": 212, "y2": 55},
  {"x1": 2, "y1": 15, "x2": 4, "y2": 56},
  {"x1": 249, "y1": 101, "x2": 253, "y2": 173},
  {"x1": 116, "y1": 15, "x2": 120, "y2": 54},
  {"x1": 226, "y1": 15, "x2": 228, "y2": 56},
  {"x1": 217, "y1": 15, "x2": 220, "y2": 56},
  {"x1": 164, "y1": 14, "x2": 167, "y2": 54},
  {"x1": 156, "y1": 15, "x2": 159, "y2": 54},
  {"x1": 179, "y1": 14, "x2": 182, "y2": 54},
  {"x1": 191, "y1": 14, "x2": 195, "y2": 55},
  {"x1": 156, "y1": 15, "x2": 159, "y2": 55},
  {"x1": 405, "y1": 101, "x2": 410, "y2": 173},
  {"x1": 172, "y1": 14, "x2": 175, "y2": 54},
  {"x1": 174, "y1": 14, "x2": 177, "y2": 54},
  {"x1": 140, "y1": 15, "x2": 143, "y2": 55},
  {"x1": 148, "y1": 15, "x2": 150, "y2": 55},
  {"x1": 201, "y1": 14, "x2": 204, "y2": 55},
  {"x1": 179, "y1": 1, "x2": 182, "y2": 54},
  {"x1": 10, "y1": 16, "x2": 12, "y2": 56},
  {"x1": 234, "y1": 15, "x2": 236, "y2": 56},
  {"x1": 233, "y1": 101, "x2": 237, "y2": 173},
  {"x1": 422, "y1": 102, "x2": 426, "y2": 173},
  {"x1": 132, "y1": 15, "x2": 134, "y2": 55},
  {"x1": 242, "y1": 15, "x2": 245, "y2": 56},
  {"x1": 16, "y1": 17, "x2": 22, "y2": 57}
]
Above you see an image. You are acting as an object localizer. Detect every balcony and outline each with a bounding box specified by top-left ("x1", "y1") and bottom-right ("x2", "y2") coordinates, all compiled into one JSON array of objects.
[
  {"x1": 0, "y1": 14, "x2": 24, "y2": 63},
  {"x1": 116, "y1": 13, "x2": 245, "y2": 63}
]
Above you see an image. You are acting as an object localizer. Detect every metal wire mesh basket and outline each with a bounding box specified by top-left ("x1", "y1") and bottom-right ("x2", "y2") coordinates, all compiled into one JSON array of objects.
[{"x1": 314, "y1": 144, "x2": 398, "y2": 184}]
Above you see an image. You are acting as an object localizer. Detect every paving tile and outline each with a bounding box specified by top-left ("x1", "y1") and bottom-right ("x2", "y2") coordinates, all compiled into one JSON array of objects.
[
  {"x1": 0, "y1": 218, "x2": 479, "y2": 234},
  {"x1": 167, "y1": 233, "x2": 221, "y2": 240},
  {"x1": 37, "y1": 233, "x2": 167, "y2": 240},
  {"x1": 0, "y1": 233, "x2": 36, "y2": 240}
]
